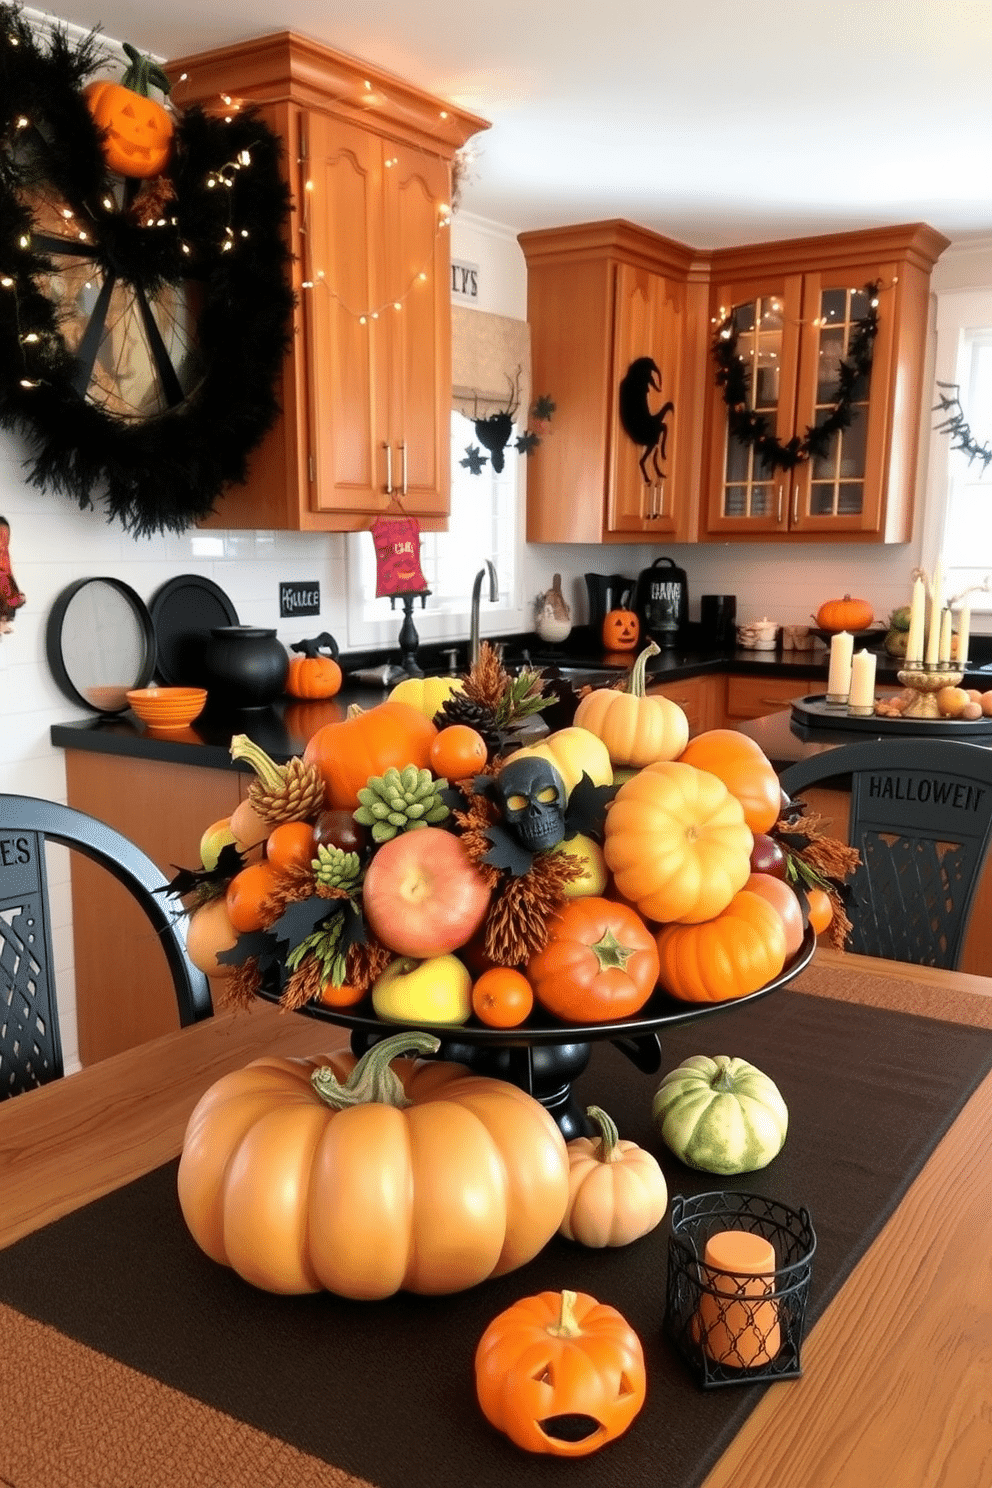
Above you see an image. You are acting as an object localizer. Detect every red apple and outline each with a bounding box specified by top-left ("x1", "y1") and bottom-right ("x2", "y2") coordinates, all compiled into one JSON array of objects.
[
  {"x1": 745, "y1": 874, "x2": 805, "y2": 957},
  {"x1": 749, "y1": 833, "x2": 788, "y2": 880},
  {"x1": 362, "y1": 827, "x2": 491, "y2": 958}
]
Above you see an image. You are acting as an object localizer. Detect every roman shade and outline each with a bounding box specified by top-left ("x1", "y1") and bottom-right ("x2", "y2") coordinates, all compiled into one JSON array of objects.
[{"x1": 451, "y1": 306, "x2": 532, "y2": 422}]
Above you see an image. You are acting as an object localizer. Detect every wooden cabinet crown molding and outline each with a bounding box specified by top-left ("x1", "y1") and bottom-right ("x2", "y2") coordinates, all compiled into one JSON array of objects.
[
  {"x1": 519, "y1": 218, "x2": 702, "y2": 281},
  {"x1": 704, "y1": 221, "x2": 950, "y2": 283},
  {"x1": 167, "y1": 31, "x2": 489, "y2": 158}
]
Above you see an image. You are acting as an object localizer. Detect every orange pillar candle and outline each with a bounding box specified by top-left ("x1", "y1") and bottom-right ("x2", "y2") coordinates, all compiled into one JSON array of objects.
[{"x1": 695, "y1": 1229, "x2": 781, "y2": 1368}]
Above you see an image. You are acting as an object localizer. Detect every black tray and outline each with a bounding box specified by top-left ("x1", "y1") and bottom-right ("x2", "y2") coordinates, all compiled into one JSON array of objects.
[
  {"x1": 791, "y1": 693, "x2": 992, "y2": 735},
  {"x1": 256, "y1": 928, "x2": 816, "y2": 1137},
  {"x1": 150, "y1": 574, "x2": 239, "y2": 686}
]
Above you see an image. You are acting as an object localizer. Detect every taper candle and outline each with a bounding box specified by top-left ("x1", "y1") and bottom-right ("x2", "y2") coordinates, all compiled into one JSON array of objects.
[
  {"x1": 939, "y1": 608, "x2": 953, "y2": 664},
  {"x1": 926, "y1": 561, "x2": 944, "y2": 664},
  {"x1": 827, "y1": 631, "x2": 853, "y2": 701},
  {"x1": 848, "y1": 649, "x2": 877, "y2": 710},
  {"x1": 905, "y1": 575, "x2": 925, "y2": 664},
  {"x1": 956, "y1": 605, "x2": 971, "y2": 665}
]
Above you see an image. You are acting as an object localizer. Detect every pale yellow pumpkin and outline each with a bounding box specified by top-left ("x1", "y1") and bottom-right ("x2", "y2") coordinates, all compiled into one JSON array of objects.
[
  {"x1": 574, "y1": 640, "x2": 688, "y2": 768},
  {"x1": 388, "y1": 675, "x2": 464, "y2": 719},
  {"x1": 560, "y1": 1106, "x2": 668, "y2": 1248},
  {"x1": 510, "y1": 726, "x2": 613, "y2": 796}
]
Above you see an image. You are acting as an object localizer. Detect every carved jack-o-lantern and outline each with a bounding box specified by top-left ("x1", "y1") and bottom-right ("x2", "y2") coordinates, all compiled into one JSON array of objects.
[
  {"x1": 602, "y1": 607, "x2": 640, "y2": 652},
  {"x1": 84, "y1": 81, "x2": 174, "y2": 177},
  {"x1": 83, "y1": 44, "x2": 175, "y2": 180},
  {"x1": 475, "y1": 1289, "x2": 646, "y2": 1457}
]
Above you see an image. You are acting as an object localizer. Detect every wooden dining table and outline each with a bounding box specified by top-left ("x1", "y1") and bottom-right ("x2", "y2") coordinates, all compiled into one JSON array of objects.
[{"x1": 2, "y1": 948, "x2": 992, "y2": 1488}]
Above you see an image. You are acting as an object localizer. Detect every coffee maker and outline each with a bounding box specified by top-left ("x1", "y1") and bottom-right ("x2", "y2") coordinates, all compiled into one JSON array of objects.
[{"x1": 632, "y1": 556, "x2": 689, "y2": 647}]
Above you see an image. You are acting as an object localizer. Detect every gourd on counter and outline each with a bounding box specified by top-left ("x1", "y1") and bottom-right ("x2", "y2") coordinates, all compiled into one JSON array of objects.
[{"x1": 653, "y1": 1053, "x2": 789, "y2": 1173}]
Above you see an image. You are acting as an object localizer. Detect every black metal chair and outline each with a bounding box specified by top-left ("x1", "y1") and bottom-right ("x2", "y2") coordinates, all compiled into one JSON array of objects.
[
  {"x1": 0, "y1": 794, "x2": 212, "y2": 1098},
  {"x1": 780, "y1": 738, "x2": 992, "y2": 971}
]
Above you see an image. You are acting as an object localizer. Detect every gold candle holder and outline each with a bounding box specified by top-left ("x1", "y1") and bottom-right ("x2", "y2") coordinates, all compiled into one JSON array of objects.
[{"x1": 896, "y1": 664, "x2": 964, "y2": 719}]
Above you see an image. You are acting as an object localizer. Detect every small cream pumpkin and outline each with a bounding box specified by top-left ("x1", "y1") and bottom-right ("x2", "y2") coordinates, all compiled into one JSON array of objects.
[
  {"x1": 573, "y1": 640, "x2": 688, "y2": 768},
  {"x1": 559, "y1": 1105, "x2": 668, "y2": 1247}
]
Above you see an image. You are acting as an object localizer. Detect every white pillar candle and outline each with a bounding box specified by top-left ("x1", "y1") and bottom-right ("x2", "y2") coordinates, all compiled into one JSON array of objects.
[
  {"x1": 956, "y1": 605, "x2": 971, "y2": 665},
  {"x1": 827, "y1": 631, "x2": 854, "y2": 699},
  {"x1": 926, "y1": 561, "x2": 944, "y2": 665},
  {"x1": 939, "y1": 608, "x2": 953, "y2": 665},
  {"x1": 848, "y1": 649, "x2": 877, "y2": 709},
  {"x1": 905, "y1": 575, "x2": 925, "y2": 664}
]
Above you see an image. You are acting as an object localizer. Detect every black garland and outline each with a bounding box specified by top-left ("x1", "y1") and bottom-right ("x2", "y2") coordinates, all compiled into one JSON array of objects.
[
  {"x1": 0, "y1": 4, "x2": 295, "y2": 535},
  {"x1": 933, "y1": 381, "x2": 992, "y2": 473},
  {"x1": 711, "y1": 282, "x2": 880, "y2": 474}
]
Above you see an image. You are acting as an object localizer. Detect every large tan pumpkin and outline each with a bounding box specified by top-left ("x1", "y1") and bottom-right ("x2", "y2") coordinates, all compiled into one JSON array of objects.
[
  {"x1": 177, "y1": 1032, "x2": 570, "y2": 1299},
  {"x1": 573, "y1": 640, "x2": 688, "y2": 769}
]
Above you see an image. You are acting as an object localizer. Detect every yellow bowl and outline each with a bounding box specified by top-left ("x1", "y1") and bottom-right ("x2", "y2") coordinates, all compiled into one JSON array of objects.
[{"x1": 126, "y1": 686, "x2": 207, "y2": 730}]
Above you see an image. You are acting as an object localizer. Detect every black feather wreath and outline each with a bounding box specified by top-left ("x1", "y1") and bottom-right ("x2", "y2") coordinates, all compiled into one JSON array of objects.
[
  {"x1": 0, "y1": 3, "x2": 295, "y2": 536},
  {"x1": 711, "y1": 281, "x2": 880, "y2": 474}
]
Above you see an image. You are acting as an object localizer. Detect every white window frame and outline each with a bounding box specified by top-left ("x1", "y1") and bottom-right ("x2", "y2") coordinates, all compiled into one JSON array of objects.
[
  {"x1": 343, "y1": 410, "x2": 528, "y2": 652},
  {"x1": 923, "y1": 288, "x2": 992, "y2": 613}
]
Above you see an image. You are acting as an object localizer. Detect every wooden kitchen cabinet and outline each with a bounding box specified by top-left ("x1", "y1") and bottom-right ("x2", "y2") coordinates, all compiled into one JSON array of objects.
[
  {"x1": 724, "y1": 673, "x2": 822, "y2": 721},
  {"x1": 703, "y1": 224, "x2": 949, "y2": 543},
  {"x1": 519, "y1": 221, "x2": 705, "y2": 544},
  {"x1": 165, "y1": 32, "x2": 488, "y2": 531},
  {"x1": 648, "y1": 673, "x2": 723, "y2": 736},
  {"x1": 63, "y1": 753, "x2": 246, "y2": 1064}
]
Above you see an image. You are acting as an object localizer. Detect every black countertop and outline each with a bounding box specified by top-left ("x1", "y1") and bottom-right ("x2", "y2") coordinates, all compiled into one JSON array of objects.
[{"x1": 50, "y1": 630, "x2": 992, "y2": 771}]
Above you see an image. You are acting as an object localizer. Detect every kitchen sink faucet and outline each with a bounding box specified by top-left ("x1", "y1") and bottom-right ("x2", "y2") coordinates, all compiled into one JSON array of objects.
[{"x1": 469, "y1": 561, "x2": 498, "y2": 668}]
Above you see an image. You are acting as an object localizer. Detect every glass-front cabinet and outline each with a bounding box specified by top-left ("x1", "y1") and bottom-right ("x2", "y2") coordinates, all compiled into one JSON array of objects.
[{"x1": 704, "y1": 226, "x2": 948, "y2": 543}]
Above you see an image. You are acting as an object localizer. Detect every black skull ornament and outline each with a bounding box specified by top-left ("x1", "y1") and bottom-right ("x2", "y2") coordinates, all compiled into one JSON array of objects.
[{"x1": 495, "y1": 756, "x2": 567, "y2": 853}]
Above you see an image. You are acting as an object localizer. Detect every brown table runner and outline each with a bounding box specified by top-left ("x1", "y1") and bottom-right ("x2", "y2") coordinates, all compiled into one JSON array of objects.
[{"x1": 2, "y1": 991, "x2": 990, "y2": 1488}]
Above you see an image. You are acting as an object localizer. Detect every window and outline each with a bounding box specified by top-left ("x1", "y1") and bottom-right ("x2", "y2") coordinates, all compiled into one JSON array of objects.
[
  {"x1": 925, "y1": 290, "x2": 992, "y2": 612},
  {"x1": 344, "y1": 411, "x2": 524, "y2": 650}
]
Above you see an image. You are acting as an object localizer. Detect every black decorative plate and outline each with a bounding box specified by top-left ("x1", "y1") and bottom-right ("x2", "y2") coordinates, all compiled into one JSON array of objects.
[
  {"x1": 791, "y1": 693, "x2": 992, "y2": 735},
  {"x1": 46, "y1": 577, "x2": 156, "y2": 714},
  {"x1": 150, "y1": 575, "x2": 239, "y2": 686},
  {"x1": 809, "y1": 627, "x2": 886, "y2": 648}
]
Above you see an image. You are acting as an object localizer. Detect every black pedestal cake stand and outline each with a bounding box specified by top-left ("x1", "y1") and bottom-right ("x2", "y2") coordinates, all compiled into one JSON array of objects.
[{"x1": 255, "y1": 930, "x2": 816, "y2": 1139}]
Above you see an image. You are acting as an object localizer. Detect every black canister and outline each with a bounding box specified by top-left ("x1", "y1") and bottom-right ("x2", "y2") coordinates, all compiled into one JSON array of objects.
[
  {"x1": 633, "y1": 556, "x2": 689, "y2": 647},
  {"x1": 202, "y1": 626, "x2": 289, "y2": 709},
  {"x1": 700, "y1": 594, "x2": 737, "y2": 649}
]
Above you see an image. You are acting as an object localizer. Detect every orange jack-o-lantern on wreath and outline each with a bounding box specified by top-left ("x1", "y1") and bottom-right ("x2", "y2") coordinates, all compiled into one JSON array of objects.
[{"x1": 83, "y1": 44, "x2": 174, "y2": 179}]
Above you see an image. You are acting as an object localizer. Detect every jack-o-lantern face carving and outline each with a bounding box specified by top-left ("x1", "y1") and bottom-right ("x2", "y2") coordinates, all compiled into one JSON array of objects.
[
  {"x1": 83, "y1": 80, "x2": 174, "y2": 179},
  {"x1": 602, "y1": 607, "x2": 640, "y2": 652},
  {"x1": 475, "y1": 1289, "x2": 646, "y2": 1457}
]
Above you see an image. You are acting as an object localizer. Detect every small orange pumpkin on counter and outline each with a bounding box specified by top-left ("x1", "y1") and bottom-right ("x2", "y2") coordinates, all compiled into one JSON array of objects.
[
  {"x1": 83, "y1": 42, "x2": 174, "y2": 179},
  {"x1": 601, "y1": 606, "x2": 639, "y2": 652},
  {"x1": 814, "y1": 594, "x2": 874, "y2": 633},
  {"x1": 475, "y1": 1288, "x2": 646, "y2": 1456},
  {"x1": 285, "y1": 633, "x2": 342, "y2": 699}
]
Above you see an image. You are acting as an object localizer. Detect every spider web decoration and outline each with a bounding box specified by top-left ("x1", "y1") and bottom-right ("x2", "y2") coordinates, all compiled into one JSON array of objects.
[
  {"x1": 0, "y1": 3, "x2": 295, "y2": 536},
  {"x1": 711, "y1": 282, "x2": 879, "y2": 474}
]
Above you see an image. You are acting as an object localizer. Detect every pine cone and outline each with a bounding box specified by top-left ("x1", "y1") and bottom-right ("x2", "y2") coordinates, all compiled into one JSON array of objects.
[
  {"x1": 230, "y1": 734, "x2": 326, "y2": 824},
  {"x1": 433, "y1": 695, "x2": 503, "y2": 755},
  {"x1": 249, "y1": 755, "x2": 325, "y2": 825}
]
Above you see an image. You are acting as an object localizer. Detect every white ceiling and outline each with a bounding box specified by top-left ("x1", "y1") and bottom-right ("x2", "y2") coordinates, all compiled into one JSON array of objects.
[{"x1": 37, "y1": 0, "x2": 992, "y2": 249}]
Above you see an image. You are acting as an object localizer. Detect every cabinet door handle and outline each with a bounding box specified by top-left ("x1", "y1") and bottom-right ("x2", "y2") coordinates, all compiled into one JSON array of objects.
[
  {"x1": 792, "y1": 485, "x2": 799, "y2": 525},
  {"x1": 656, "y1": 478, "x2": 666, "y2": 518},
  {"x1": 384, "y1": 442, "x2": 393, "y2": 495},
  {"x1": 400, "y1": 441, "x2": 408, "y2": 496},
  {"x1": 776, "y1": 484, "x2": 783, "y2": 525},
  {"x1": 759, "y1": 695, "x2": 789, "y2": 706}
]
